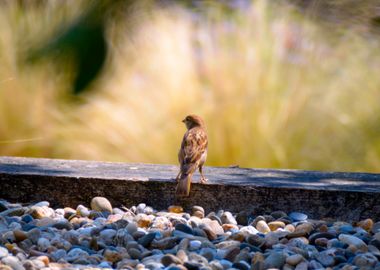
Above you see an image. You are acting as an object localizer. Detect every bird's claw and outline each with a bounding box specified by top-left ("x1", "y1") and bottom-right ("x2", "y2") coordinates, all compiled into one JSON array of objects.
[{"x1": 200, "y1": 177, "x2": 208, "y2": 184}]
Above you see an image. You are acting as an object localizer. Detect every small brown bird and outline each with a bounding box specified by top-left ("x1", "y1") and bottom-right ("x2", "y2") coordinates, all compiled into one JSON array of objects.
[{"x1": 176, "y1": 114, "x2": 208, "y2": 196}]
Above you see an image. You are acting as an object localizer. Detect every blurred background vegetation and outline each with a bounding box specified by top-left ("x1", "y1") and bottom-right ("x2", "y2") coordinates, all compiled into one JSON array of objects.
[{"x1": 1, "y1": 0, "x2": 380, "y2": 172}]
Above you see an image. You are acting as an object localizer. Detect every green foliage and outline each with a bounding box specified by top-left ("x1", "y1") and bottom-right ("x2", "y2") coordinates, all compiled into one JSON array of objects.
[{"x1": 26, "y1": 1, "x2": 110, "y2": 94}]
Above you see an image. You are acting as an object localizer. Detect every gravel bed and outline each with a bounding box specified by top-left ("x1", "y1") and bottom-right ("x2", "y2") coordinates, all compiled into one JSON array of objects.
[{"x1": 0, "y1": 197, "x2": 379, "y2": 270}]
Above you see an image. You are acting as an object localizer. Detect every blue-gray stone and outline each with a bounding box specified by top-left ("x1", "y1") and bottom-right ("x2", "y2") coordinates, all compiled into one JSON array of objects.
[
  {"x1": 264, "y1": 252, "x2": 286, "y2": 269},
  {"x1": 138, "y1": 232, "x2": 157, "y2": 247},
  {"x1": 172, "y1": 229, "x2": 195, "y2": 239},
  {"x1": 339, "y1": 225, "x2": 355, "y2": 234},
  {"x1": 353, "y1": 253, "x2": 378, "y2": 268},
  {"x1": 66, "y1": 247, "x2": 90, "y2": 262},
  {"x1": 70, "y1": 245, "x2": 97, "y2": 255},
  {"x1": 51, "y1": 249, "x2": 67, "y2": 261},
  {"x1": 5, "y1": 216, "x2": 20, "y2": 224},
  {"x1": 289, "y1": 212, "x2": 308, "y2": 221},
  {"x1": 175, "y1": 223, "x2": 194, "y2": 235},
  {"x1": 189, "y1": 240, "x2": 202, "y2": 251},
  {"x1": 308, "y1": 260, "x2": 324, "y2": 269},
  {"x1": 327, "y1": 239, "x2": 347, "y2": 249},
  {"x1": 240, "y1": 243, "x2": 262, "y2": 252},
  {"x1": 232, "y1": 261, "x2": 250, "y2": 270},
  {"x1": 315, "y1": 251, "x2": 335, "y2": 267},
  {"x1": 98, "y1": 261, "x2": 112, "y2": 268},
  {"x1": 219, "y1": 259, "x2": 233, "y2": 269},
  {"x1": 21, "y1": 214, "x2": 33, "y2": 223},
  {"x1": 334, "y1": 255, "x2": 347, "y2": 264},
  {"x1": 199, "y1": 247, "x2": 216, "y2": 261}
]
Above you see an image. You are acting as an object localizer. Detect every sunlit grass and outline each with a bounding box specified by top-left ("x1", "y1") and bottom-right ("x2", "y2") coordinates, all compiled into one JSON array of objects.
[{"x1": 1, "y1": 1, "x2": 380, "y2": 172}]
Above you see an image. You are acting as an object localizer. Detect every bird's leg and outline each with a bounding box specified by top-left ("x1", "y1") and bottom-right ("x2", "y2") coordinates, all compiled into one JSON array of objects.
[
  {"x1": 175, "y1": 171, "x2": 181, "y2": 182},
  {"x1": 199, "y1": 165, "x2": 208, "y2": 184}
]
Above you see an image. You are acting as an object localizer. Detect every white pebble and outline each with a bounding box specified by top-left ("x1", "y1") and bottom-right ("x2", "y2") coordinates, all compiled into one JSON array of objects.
[{"x1": 189, "y1": 240, "x2": 202, "y2": 251}]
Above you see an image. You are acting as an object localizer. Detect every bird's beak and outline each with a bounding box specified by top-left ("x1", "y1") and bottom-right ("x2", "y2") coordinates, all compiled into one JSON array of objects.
[{"x1": 182, "y1": 119, "x2": 186, "y2": 123}]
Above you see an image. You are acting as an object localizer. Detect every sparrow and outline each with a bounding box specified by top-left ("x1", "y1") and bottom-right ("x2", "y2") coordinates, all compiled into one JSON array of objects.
[{"x1": 176, "y1": 114, "x2": 208, "y2": 196}]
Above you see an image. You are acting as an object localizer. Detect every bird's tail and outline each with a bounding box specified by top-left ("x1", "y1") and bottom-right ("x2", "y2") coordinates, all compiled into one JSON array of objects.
[{"x1": 176, "y1": 173, "x2": 192, "y2": 197}]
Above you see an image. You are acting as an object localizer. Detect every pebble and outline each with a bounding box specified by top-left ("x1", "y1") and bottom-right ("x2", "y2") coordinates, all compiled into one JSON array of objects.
[
  {"x1": 128, "y1": 248, "x2": 142, "y2": 260},
  {"x1": 314, "y1": 237, "x2": 329, "y2": 247},
  {"x1": 315, "y1": 251, "x2": 335, "y2": 267},
  {"x1": 199, "y1": 247, "x2": 216, "y2": 261},
  {"x1": 352, "y1": 252, "x2": 378, "y2": 267},
  {"x1": 0, "y1": 198, "x2": 379, "y2": 270},
  {"x1": 126, "y1": 221, "x2": 138, "y2": 235},
  {"x1": 202, "y1": 227, "x2": 218, "y2": 242},
  {"x1": 52, "y1": 219, "x2": 73, "y2": 230},
  {"x1": 271, "y1": 210, "x2": 288, "y2": 219},
  {"x1": 36, "y1": 216, "x2": 56, "y2": 227},
  {"x1": 201, "y1": 218, "x2": 224, "y2": 235},
  {"x1": 284, "y1": 224, "x2": 296, "y2": 232},
  {"x1": 99, "y1": 261, "x2": 113, "y2": 268},
  {"x1": 295, "y1": 261, "x2": 308, "y2": 270},
  {"x1": 264, "y1": 252, "x2": 286, "y2": 269},
  {"x1": 76, "y1": 204, "x2": 91, "y2": 217},
  {"x1": 223, "y1": 246, "x2": 240, "y2": 261},
  {"x1": 192, "y1": 206, "x2": 205, "y2": 219},
  {"x1": 175, "y1": 223, "x2": 193, "y2": 235},
  {"x1": 246, "y1": 234, "x2": 265, "y2": 247},
  {"x1": 161, "y1": 254, "x2": 182, "y2": 266},
  {"x1": 240, "y1": 225, "x2": 259, "y2": 235},
  {"x1": 37, "y1": 237, "x2": 50, "y2": 252},
  {"x1": 138, "y1": 231, "x2": 156, "y2": 247},
  {"x1": 136, "y1": 203, "x2": 146, "y2": 214},
  {"x1": 26, "y1": 228, "x2": 41, "y2": 244},
  {"x1": 29, "y1": 205, "x2": 53, "y2": 219},
  {"x1": 309, "y1": 232, "x2": 336, "y2": 244},
  {"x1": 372, "y1": 222, "x2": 380, "y2": 233},
  {"x1": 357, "y1": 218, "x2": 373, "y2": 232},
  {"x1": 289, "y1": 212, "x2": 308, "y2": 221},
  {"x1": 189, "y1": 240, "x2": 202, "y2": 250},
  {"x1": 221, "y1": 211, "x2": 237, "y2": 225},
  {"x1": 268, "y1": 221, "x2": 286, "y2": 231},
  {"x1": 208, "y1": 214, "x2": 222, "y2": 226},
  {"x1": 168, "y1": 205, "x2": 183, "y2": 213},
  {"x1": 1, "y1": 256, "x2": 24, "y2": 270},
  {"x1": 223, "y1": 223, "x2": 239, "y2": 232},
  {"x1": 13, "y1": 229, "x2": 27, "y2": 242},
  {"x1": 339, "y1": 233, "x2": 368, "y2": 251},
  {"x1": 236, "y1": 211, "x2": 249, "y2": 226},
  {"x1": 251, "y1": 215, "x2": 265, "y2": 227},
  {"x1": 295, "y1": 222, "x2": 314, "y2": 234},
  {"x1": 135, "y1": 213, "x2": 153, "y2": 228},
  {"x1": 90, "y1": 197, "x2": 113, "y2": 213},
  {"x1": 256, "y1": 220, "x2": 271, "y2": 234},
  {"x1": 286, "y1": 254, "x2": 304, "y2": 266},
  {"x1": 233, "y1": 260, "x2": 250, "y2": 270},
  {"x1": 1, "y1": 207, "x2": 26, "y2": 217},
  {"x1": 0, "y1": 247, "x2": 9, "y2": 258},
  {"x1": 99, "y1": 228, "x2": 117, "y2": 245}
]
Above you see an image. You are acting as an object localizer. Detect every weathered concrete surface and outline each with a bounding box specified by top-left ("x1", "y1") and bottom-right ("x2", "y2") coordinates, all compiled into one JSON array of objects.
[{"x1": 0, "y1": 156, "x2": 379, "y2": 221}]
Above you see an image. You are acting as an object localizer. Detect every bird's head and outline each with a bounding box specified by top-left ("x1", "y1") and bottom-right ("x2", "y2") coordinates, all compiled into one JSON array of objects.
[{"x1": 182, "y1": 114, "x2": 205, "y2": 129}]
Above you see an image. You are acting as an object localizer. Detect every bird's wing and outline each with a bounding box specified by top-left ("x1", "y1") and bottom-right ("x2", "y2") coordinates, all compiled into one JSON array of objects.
[{"x1": 179, "y1": 127, "x2": 208, "y2": 174}]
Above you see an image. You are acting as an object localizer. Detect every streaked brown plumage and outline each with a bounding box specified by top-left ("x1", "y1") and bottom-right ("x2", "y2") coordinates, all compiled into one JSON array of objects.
[{"x1": 176, "y1": 114, "x2": 208, "y2": 196}]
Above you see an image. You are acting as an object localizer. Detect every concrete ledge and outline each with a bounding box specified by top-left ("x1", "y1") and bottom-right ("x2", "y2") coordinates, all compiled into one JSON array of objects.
[{"x1": 0, "y1": 156, "x2": 379, "y2": 221}]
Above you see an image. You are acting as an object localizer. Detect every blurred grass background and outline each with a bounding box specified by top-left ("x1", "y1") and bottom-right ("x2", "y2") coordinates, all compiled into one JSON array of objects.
[{"x1": 1, "y1": 0, "x2": 380, "y2": 172}]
